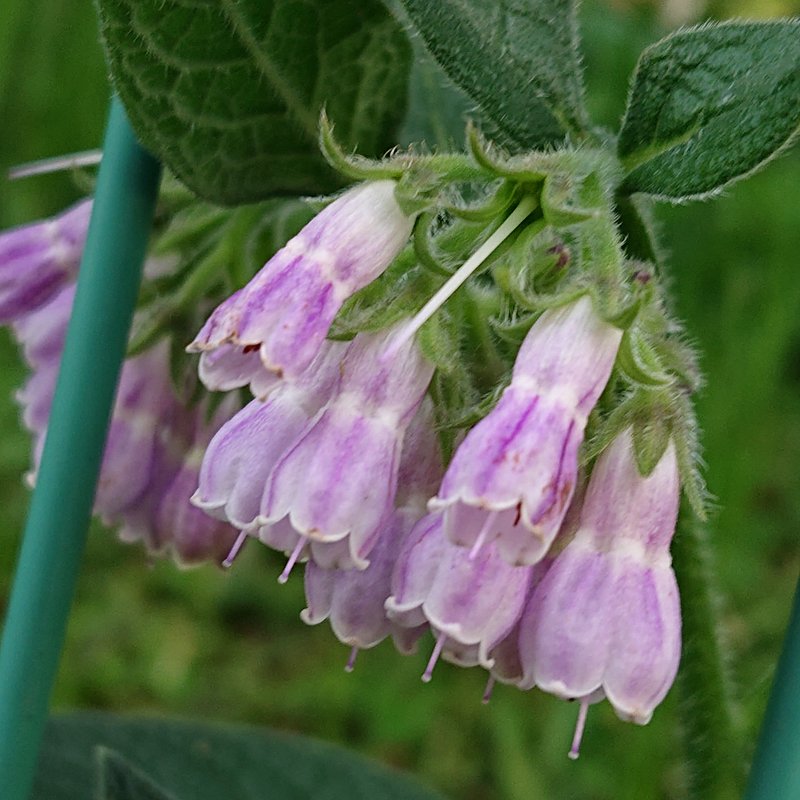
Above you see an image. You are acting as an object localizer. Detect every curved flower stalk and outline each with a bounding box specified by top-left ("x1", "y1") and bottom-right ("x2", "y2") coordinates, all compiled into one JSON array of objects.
[
  {"x1": 516, "y1": 428, "x2": 681, "y2": 729},
  {"x1": 430, "y1": 295, "x2": 622, "y2": 566},
  {"x1": 386, "y1": 511, "x2": 533, "y2": 681},
  {"x1": 0, "y1": 199, "x2": 92, "y2": 324},
  {"x1": 188, "y1": 180, "x2": 414, "y2": 386},
  {"x1": 301, "y1": 400, "x2": 442, "y2": 666},
  {"x1": 259, "y1": 324, "x2": 434, "y2": 573}
]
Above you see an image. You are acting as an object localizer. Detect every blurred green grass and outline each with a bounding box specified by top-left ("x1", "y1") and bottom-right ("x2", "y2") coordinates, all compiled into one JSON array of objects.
[{"x1": 1, "y1": 1, "x2": 800, "y2": 799}]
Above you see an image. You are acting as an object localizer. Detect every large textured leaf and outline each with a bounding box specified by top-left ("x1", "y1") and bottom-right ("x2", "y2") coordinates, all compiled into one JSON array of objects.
[
  {"x1": 96, "y1": 0, "x2": 412, "y2": 204},
  {"x1": 398, "y1": 0, "x2": 589, "y2": 149},
  {"x1": 33, "y1": 713, "x2": 445, "y2": 800},
  {"x1": 618, "y1": 20, "x2": 800, "y2": 200},
  {"x1": 98, "y1": 749, "x2": 179, "y2": 800}
]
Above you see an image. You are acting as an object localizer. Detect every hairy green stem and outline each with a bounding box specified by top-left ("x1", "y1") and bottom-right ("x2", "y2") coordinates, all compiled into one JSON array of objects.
[{"x1": 672, "y1": 509, "x2": 744, "y2": 800}]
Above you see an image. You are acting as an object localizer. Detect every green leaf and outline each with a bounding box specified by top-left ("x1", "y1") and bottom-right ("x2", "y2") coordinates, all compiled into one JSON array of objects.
[
  {"x1": 618, "y1": 21, "x2": 800, "y2": 200},
  {"x1": 396, "y1": 38, "x2": 472, "y2": 149},
  {"x1": 398, "y1": 0, "x2": 589, "y2": 150},
  {"x1": 98, "y1": 748, "x2": 179, "y2": 800},
  {"x1": 34, "y1": 712, "x2": 445, "y2": 800},
  {"x1": 96, "y1": 0, "x2": 412, "y2": 204}
]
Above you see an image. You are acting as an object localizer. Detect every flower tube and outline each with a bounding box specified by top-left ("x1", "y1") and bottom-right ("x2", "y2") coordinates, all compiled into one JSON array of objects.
[
  {"x1": 430, "y1": 296, "x2": 622, "y2": 565},
  {"x1": 188, "y1": 181, "x2": 414, "y2": 385}
]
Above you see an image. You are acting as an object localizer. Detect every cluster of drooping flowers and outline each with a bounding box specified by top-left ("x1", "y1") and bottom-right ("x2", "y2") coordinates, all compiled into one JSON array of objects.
[
  {"x1": 2, "y1": 129, "x2": 704, "y2": 755},
  {"x1": 0, "y1": 199, "x2": 242, "y2": 566}
]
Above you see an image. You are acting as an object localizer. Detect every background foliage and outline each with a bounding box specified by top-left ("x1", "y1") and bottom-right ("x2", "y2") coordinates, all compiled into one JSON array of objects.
[{"x1": 1, "y1": 0, "x2": 800, "y2": 798}]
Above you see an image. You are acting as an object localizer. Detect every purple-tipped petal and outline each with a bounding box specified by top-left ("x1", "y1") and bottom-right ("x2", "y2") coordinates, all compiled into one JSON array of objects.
[
  {"x1": 198, "y1": 344, "x2": 278, "y2": 396},
  {"x1": 521, "y1": 539, "x2": 614, "y2": 697},
  {"x1": 422, "y1": 539, "x2": 533, "y2": 666},
  {"x1": 386, "y1": 512, "x2": 448, "y2": 628},
  {"x1": 12, "y1": 283, "x2": 74, "y2": 367},
  {"x1": 193, "y1": 340, "x2": 347, "y2": 530},
  {"x1": 265, "y1": 405, "x2": 401, "y2": 548}
]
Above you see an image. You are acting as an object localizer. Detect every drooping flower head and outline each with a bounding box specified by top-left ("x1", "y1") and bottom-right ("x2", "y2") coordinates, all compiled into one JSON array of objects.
[
  {"x1": 188, "y1": 181, "x2": 414, "y2": 388},
  {"x1": 430, "y1": 295, "x2": 622, "y2": 566}
]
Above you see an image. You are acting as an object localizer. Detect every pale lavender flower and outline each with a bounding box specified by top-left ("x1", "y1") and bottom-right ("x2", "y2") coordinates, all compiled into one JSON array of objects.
[
  {"x1": 259, "y1": 325, "x2": 434, "y2": 574},
  {"x1": 386, "y1": 510, "x2": 533, "y2": 681},
  {"x1": 517, "y1": 428, "x2": 682, "y2": 727},
  {"x1": 12, "y1": 283, "x2": 74, "y2": 369},
  {"x1": 93, "y1": 342, "x2": 179, "y2": 521},
  {"x1": 196, "y1": 343, "x2": 280, "y2": 399},
  {"x1": 430, "y1": 296, "x2": 622, "y2": 565},
  {"x1": 302, "y1": 507, "x2": 429, "y2": 668},
  {"x1": 134, "y1": 396, "x2": 242, "y2": 566},
  {"x1": 192, "y1": 341, "x2": 347, "y2": 530},
  {"x1": 300, "y1": 401, "x2": 441, "y2": 666},
  {"x1": 188, "y1": 181, "x2": 413, "y2": 384},
  {"x1": 15, "y1": 297, "x2": 182, "y2": 528},
  {"x1": 0, "y1": 199, "x2": 91, "y2": 323}
]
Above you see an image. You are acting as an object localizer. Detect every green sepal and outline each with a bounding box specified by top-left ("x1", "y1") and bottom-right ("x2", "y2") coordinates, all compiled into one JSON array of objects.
[
  {"x1": 329, "y1": 250, "x2": 441, "y2": 338},
  {"x1": 583, "y1": 387, "x2": 709, "y2": 518},
  {"x1": 319, "y1": 112, "x2": 406, "y2": 182},
  {"x1": 631, "y1": 412, "x2": 673, "y2": 476},
  {"x1": 541, "y1": 172, "x2": 599, "y2": 227},
  {"x1": 489, "y1": 309, "x2": 539, "y2": 346},
  {"x1": 616, "y1": 326, "x2": 674, "y2": 388}
]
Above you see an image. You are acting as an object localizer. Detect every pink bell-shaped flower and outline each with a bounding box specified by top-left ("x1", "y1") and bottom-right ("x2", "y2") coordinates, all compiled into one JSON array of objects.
[
  {"x1": 259, "y1": 324, "x2": 434, "y2": 573},
  {"x1": 430, "y1": 296, "x2": 622, "y2": 565},
  {"x1": 518, "y1": 428, "x2": 682, "y2": 726},
  {"x1": 188, "y1": 181, "x2": 413, "y2": 386}
]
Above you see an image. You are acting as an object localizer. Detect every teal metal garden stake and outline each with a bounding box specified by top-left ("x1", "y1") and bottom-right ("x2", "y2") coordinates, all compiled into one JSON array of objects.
[
  {"x1": 0, "y1": 98, "x2": 161, "y2": 800},
  {"x1": 744, "y1": 580, "x2": 800, "y2": 799}
]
